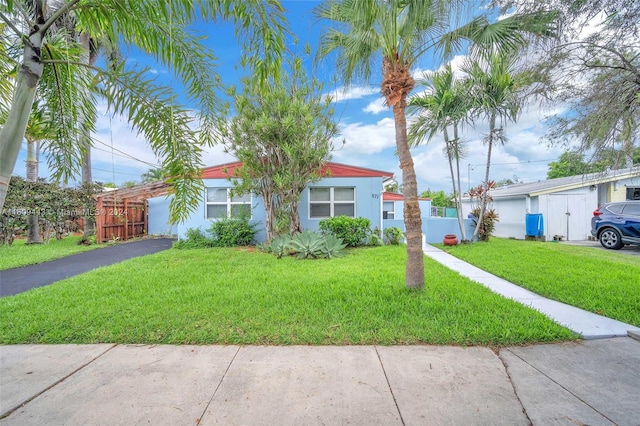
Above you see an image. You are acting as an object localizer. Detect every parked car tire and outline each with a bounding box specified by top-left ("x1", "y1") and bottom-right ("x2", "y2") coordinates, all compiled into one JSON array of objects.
[{"x1": 599, "y1": 228, "x2": 624, "y2": 250}]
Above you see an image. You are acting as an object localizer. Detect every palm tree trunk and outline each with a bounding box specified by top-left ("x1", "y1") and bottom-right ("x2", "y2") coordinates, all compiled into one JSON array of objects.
[
  {"x1": 393, "y1": 103, "x2": 425, "y2": 289},
  {"x1": 26, "y1": 139, "x2": 42, "y2": 244},
  {"x1": 0, "y1": 37, "x2": 44, "y2": 213},
  {"x1": 472, "y1": 113, "x2": 496, "y2": 241},
  {"x1": 452, "y1": 123, "x2": 467, "y2": 241},
  {"x1": 80, "y1": 33, "x2": 95, "y2": 238},
  {"x1": 443, "y1": 126, "x2": 459, "y2": 227}
]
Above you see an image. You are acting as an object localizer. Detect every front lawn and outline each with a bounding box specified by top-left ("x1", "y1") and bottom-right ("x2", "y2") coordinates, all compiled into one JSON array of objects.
[
  {"x1": 0, "y1": 236, "x2": 103, "y2": 270},
  {"x1": 0, "y1": 246, "x2": 576, "y2": 345},
  {"x1": 440, "y1": 238, "x2": 640, "y2": 327}
]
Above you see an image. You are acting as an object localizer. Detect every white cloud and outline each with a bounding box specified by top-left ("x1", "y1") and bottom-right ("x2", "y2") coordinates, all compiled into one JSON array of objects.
[
  {"x1": 363, "y1": 98, "x2": 387, "y2": 114},
  {"x1": 333, "y1": 117, "x2": 396, "y2": 158},
  {"x1": 325, "y1": 85, "x2": 378, "y2": 103}
]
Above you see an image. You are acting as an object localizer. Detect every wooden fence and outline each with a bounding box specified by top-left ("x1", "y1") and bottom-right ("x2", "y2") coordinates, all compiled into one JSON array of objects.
[{"x1": 95, "y1": 198, "x2": 147, "y2": 243}]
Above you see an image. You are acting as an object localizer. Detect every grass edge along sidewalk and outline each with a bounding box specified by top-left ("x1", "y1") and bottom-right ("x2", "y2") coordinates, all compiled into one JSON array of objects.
[
  {"x1": 439, "y1": 238, "x2": 640, "y2": 328},
  {"x1": 0, "y1": 245, "x2": 577, "y2": 346}
]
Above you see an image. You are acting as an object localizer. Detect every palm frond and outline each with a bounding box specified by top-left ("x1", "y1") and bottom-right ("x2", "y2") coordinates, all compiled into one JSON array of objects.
[
  {"x1": 38, "y1": 31, "x2": 95, "y2": 183},
  {"x1": 95, "y1": 63, "x2": 204, "y2": 223}
]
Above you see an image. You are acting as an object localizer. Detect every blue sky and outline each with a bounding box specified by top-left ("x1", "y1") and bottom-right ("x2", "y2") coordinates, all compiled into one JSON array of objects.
[{"x1": 13, "y1": 0, "x2": 569, "y2": 193}]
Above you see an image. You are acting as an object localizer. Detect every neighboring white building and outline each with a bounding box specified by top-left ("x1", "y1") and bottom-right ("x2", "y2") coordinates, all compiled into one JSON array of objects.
[{"x1": 461, "y1": 168, "x2": 640, "y2": 241}]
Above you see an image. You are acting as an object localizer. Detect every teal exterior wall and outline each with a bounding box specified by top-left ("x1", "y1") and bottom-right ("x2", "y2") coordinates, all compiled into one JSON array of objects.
[
  {"x1": 167, "y1": 176, "x2": 387, "y2": 244},
  {"x1": 300, "y1": 176, "x2": 386, "y2": 233}
]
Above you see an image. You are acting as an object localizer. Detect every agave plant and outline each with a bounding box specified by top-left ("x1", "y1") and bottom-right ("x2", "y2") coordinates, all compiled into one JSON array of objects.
[
  {"x1": 320, "y1": 234, "x2": 347, "y2": 259},
  {"x1": 265, "y1": 234, "x2": 292, "y2": 259},
  {"x1": 289, "y1": 230, "x2": 324, "y2": 259}
]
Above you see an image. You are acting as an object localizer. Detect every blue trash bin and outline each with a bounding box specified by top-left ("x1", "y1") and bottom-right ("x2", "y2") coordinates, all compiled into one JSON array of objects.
[{"x1": 525, "y1": 213, "x2": 544, "y2": 237}]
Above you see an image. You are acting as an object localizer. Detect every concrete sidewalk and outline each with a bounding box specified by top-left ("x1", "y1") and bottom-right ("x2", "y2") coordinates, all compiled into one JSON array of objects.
[
  {"x1": 423, "y1": 243, "x2": 640, "y2": 339},
  {"x1": 1, "y1": 339, "x2": 639, "y2": 425}
]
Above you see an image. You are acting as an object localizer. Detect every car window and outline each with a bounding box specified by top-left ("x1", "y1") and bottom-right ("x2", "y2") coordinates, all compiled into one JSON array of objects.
[
  {"x1": 607, "y1": 204, "x2": 625, "y2": 214},
  {"x1": 622, "y1": 203, "x2": 640, "y2": 216}
]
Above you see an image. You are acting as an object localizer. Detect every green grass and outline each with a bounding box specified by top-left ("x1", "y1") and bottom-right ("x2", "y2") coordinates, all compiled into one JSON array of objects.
[
  {"x1": 440, "y1": 238, "x2": 640, "y2": 327},
  {"x1": 0, "y1": 246, "x2": 576, "y2": 346},
  {"x1": 0, "y1": 236, "x2": 103, "y2": 270}
]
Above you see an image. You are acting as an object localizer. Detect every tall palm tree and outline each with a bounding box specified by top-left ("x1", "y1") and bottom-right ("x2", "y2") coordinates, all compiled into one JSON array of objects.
[
  {"x1": 0, "y1": 0, "x2": 286, "y2": 222},
  {"x1": 409, "y1": 64, "x2": 471, "y2": 241},
  {"x1": 315, "y1": 0, "x2": 556, "y2": 288},
  {"x1": 463, "y1": 50, "x2": 521, "y2": 241}
]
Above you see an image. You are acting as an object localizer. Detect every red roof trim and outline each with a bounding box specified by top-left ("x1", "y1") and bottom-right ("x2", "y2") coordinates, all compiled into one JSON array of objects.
[
  {"x1": 202, "y1": 161, "x2": 393, "y2": 179},
  {"x1": 201, "y1": 161, "x2": 244, "y2": 179}
]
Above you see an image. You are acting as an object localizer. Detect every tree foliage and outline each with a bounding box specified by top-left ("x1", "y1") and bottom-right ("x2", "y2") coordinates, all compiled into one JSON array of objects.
[
  {"x1": 409, "y1": 64, "x2": 470, "y2": 239},
  {"x1": 0, "y1": 176, "x2": 101, "y2": 245},
  {"x1": 222, "y1": 55, "x2": 339, "y2": 241},
  {"x1": 141, "y1": 168, "x2": 166, "y2": 183},
  {"x1": 492, "y1": 0, "x2": 640, "y2": 167},
  {"x1": 0, "y1": 0, "x2": 286, "y2": 223},
  {"x1": 419, "y1": 189, "x2": 454, "y2": 208},
  {"x1": 547, "y1": 148, "x2": 640, "y2": 179}
]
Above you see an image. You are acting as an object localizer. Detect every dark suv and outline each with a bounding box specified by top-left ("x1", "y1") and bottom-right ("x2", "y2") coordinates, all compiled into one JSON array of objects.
[{"x1": 591, "y1": 201, "x2": 640, "y2": 249}]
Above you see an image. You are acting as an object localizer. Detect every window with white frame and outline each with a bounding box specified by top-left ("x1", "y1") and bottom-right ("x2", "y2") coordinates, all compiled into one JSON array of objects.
[
  {"x1": 309, "y1": 187, "x2": 355, "y2": 218},
  {"x1": 627, "y1": 187, "x2": 640, "y2": 201},
  {"x1": 206, "y1": 188, "x2": 251, "y2": 219},
  {"x1": 383, "y1": 201, "x2": 395, "y2": 219}
]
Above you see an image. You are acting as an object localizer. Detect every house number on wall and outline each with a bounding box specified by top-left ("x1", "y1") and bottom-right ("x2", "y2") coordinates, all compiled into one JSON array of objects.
[{"x1": 371, "y1": 194, "x2": 379, "y2": 199}]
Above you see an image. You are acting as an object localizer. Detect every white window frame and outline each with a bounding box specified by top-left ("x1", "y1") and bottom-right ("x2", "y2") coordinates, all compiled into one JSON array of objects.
[
  {"x1": 309, "y1": 187, "x2": 356, "y2": 219},
  {"x1": 205, "y1": 188, "x2": 252, "y2": 220},
  {"x1": 383, "y1": 201, "x2": 395, "y2": 219}
]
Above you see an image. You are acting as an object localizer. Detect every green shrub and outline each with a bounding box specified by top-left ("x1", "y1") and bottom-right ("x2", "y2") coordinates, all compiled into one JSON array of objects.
[
  {"x1": 368, "y1": 234, "x2": 383, "y2": 246},
  {"x1": 470, "y1": 208, "x2": 499, "y2": 242},
  {"x1": 383, "y1": 227, "x2": 404, "y2": 245},
  {"x1": 173, "y1": 228, "x2": 215, "y2": 249},
  {"x1": 209, "y1": 217, "x2": 258, "y2": 247},
  {"x1": 318, "y1": 216, "x2": 371, "y2": 247}
]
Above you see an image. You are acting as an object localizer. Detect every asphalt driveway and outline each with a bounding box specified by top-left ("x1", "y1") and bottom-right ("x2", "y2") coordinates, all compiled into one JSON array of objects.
[
  {"x1": 0, "y1": 238, "x2": 175, "y2": 297},
  {"x1": 560, "y1": 239, "x2": 640, "y2": 256}
]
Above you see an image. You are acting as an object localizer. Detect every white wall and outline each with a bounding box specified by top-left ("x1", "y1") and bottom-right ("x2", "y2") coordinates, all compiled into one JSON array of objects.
[
  {"x1": 612, "y1": 176, "x2": 640, "y2": 201},
  {"x1": 491, "y1": 197, "x2": 527, "y2": 239}
]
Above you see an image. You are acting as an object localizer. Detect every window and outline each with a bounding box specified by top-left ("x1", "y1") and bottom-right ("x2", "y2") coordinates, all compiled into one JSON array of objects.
[
  {"x1": 627, "y1": 187, "x2": 640, "y2": 201},
  {"x1": 623, "y1": 203, "x2": 640, "y2": 216},
  {"x1": 309, "y1": 187, "x2": 355, "y2": 218},
  {"x1": 206, "y1": 188, "x2": 251, "y2": 219},
  {"x1": 383, "y1": 201, "x2": 395, "y2": 219}
]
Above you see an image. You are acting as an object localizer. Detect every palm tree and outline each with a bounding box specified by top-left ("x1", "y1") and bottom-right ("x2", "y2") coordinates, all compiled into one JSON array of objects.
[
  {"x1": 409, "y1": 64, "x2": 471, "y2": 241},
  {"x1": 141, "y1": 168, "x2": 166, "y2": 183},
  {"x1": 23, "y1": 104, "x2": 55, "y2": 244},
  {"x1": 315, "y1": 0, "x2": 556, "y2": 288},
  {"x1": 463, "y1": 50, "x2": 521, "y2": 241},
  {"x1": 0, "y1": 0, "x2": 286, "y2": 223}
]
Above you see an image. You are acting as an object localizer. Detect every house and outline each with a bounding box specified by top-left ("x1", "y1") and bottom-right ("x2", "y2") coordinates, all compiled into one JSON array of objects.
[
  {"x1": 461, "y1": 167, "x2": 640, "y2": 241},
  {"x1": 148, "y1": 161, "x2": 475, "y2": 244}
]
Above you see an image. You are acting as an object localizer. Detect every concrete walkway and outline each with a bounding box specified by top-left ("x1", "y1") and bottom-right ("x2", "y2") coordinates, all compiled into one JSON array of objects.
[
  {"x1": 423, "y1": 243, "x2": 640, "y2": 339},
  {"x1": 1, "y1": 339, "x2": 639, "y2": 425}
]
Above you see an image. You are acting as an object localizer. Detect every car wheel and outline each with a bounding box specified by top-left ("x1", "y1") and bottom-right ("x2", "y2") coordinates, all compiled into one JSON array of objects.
[{"x1": 599, "y1": 228, "x2": 624, "y2": 250}]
